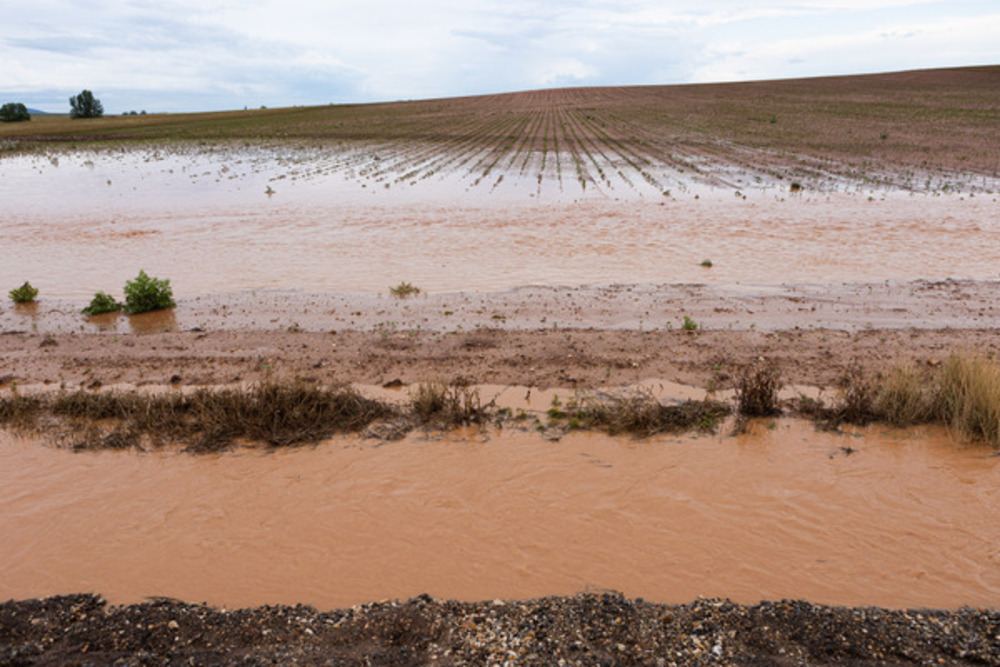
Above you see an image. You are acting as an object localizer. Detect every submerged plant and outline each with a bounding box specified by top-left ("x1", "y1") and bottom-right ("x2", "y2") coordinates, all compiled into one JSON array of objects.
[
  {"x1": 81, "y1": 291, "x2": 123, "y2": 316},
  {"x1": 123, "y1": 270, "x2": 175, "y2": 314},
  {"x1": 736, "y1": 362, "x2": 782, "y2": 417},
  {"x1": 9, "y1": 281, "x2": 38, "y2": 303},
  {"x1": 389, "y1": 281, "x2": 421, "y2": 298}
]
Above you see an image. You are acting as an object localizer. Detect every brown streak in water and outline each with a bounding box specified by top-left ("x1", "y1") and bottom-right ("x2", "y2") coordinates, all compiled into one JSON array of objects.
[{"x1": 1, "y1": 421, "x2": 998, "y2": 610}]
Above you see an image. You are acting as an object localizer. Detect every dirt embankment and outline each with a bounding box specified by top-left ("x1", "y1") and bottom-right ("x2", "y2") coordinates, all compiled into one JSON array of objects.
[{"x1": 2, "y1": 326, "x2": 998, "y2": 395}]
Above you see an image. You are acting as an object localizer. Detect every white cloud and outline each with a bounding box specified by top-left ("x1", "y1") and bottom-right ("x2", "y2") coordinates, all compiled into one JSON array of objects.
[{"x1": 0, "y1": 1, "x2": 996, "y2": 111}]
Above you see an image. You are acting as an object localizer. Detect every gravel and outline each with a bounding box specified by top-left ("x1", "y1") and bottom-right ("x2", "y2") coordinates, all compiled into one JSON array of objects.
[{"x1": 2, "y1": 592, "x2": 998, "y2": 665}]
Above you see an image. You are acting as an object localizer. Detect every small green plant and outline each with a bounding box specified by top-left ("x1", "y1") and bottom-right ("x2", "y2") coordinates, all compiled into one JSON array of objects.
[
  {"x1": 81, "y1": 291, "x2": 123, "y2": 315},
  {"x1": 123, "y1": 270, "x2": 175, "y2": 314},
  {"x1": 389, "y1": 281, "x2": 420, "y2": 298},
  {"x1": 682, "y1": 315, "x2": 698, "y2": 331},
  {"x1": 700, "y1": 259, "x2": 713, "y2": 268},
  {"x1": 9, "y1": 281, "x2": 38, "y2": 303}
]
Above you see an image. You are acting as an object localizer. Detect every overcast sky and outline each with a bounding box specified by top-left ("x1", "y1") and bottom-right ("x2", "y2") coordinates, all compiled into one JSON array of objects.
[{"x1": 3, "y1": 1, "x2": 998, "y2": 113}]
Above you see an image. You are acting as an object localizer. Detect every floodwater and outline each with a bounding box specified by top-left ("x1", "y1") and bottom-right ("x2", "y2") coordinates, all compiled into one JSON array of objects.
[
  {"x1": 1, "y1": 148, "x2": 999, "y2": 299},
  {"x1": 2, "y1": 421, "x2": 998, "y2": 610}
]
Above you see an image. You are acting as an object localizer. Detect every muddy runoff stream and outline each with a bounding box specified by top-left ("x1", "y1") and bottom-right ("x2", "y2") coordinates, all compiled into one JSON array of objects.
[{"x1": 2, "y1": 419, "x2": 998, "y2": 611}]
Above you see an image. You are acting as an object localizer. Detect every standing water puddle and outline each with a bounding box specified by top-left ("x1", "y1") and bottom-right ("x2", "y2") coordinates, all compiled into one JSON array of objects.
[
  {"x1": 2, "y1": 420, "x2": 998, "y2": 610},
  {"x1": 1, "y1": 149, "x2": 999, "y2": 298}
]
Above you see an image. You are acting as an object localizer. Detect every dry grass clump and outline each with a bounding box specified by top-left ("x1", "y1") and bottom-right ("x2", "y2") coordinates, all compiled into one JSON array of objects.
[
  {"x1": 873, "y1": 362, "x2": 935, "y2": 427},
  {"x1": 835, "y1": 365, "x2": 881, "y2": 425},
  {"x1": 410, "y1": 381, "x2": 487, "y2": 428},
  {"x1": 184, "y1": 382, "x2": 395, "y2": 449},
  {"x1": 936, "y1": 355, "x2": 1000, "y2": 446},
  {"x1": 0, "y1": 393, "x2": 44, "y2": 429},
  {"x1": 736, "y1": 362, "x2": 782, "y2": 417},
  {"x1": 579, "y1": 393, "x2": 730, "y2": 436},
  {"x1": 6, "y1": 381, "x2": 396, "y2": 452},
  {"x1": 790, "y1": 354, "x2": 1000, "y2": 447}
]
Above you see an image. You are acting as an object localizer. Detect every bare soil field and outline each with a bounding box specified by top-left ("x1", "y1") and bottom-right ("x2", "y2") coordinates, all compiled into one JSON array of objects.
[
  {"x1": 2, "y1": 67, "x2": 1000, "y2": 664},
  {"x1": 4, "y1": 65, "x2": 999, "y2": 191}
]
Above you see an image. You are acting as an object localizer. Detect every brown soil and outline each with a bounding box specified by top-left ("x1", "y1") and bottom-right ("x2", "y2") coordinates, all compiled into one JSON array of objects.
[
  {"x1": 3, "y1": 592, "x2": 998, "y2": 666},
  {"x1": 5, "y1": 66, "x2": 999, "y2": 188},
  {"x1": 2, "y1": 281, "x2": 998, "y2": 393}
]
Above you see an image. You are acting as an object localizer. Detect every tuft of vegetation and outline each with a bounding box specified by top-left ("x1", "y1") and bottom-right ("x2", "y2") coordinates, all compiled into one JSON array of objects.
[
  {"x1": 936, "y1": 355, "x2": 1000, "y2": 446},
  {"x1": 410, "y1": 381, "x2": 486, "y2": 427},
  {"x1": 81, "y1": 291, "x2": 123, "y2": 316},
  {"x1": 0, "y1": 381, "x2": 396, "y2": 452},
  {"x1": 578, "y1": 393, "x2": 729, "y2": 436},
  {"x1": 682, "y1": 316, "x2": 699, "y2": 331},
  {"x1": 736, "y1": 362, "x2": 782, "y2": 417},
  {"x1": 9, "y1": 281, "x2": 38, "y2": 303},
  {"x1": 389, "y1": 281, "x2": 421, "y2": 298},
  {"x1": 0, "y1": 392, "x2": 43, "y2": 429},
  {"x1": 700, "y1": 259, "x2": 713, "y2": 268},
  {"x1": 123, "y1": 270, "x2": 175, "y2": 314},
  {"x1": 69, "y1": 89, "x2": 103, "y2": 119},
  {"x1": 789, "y1": 354, "x2": 1000, "y2": 447},
  {"x1": 0, "y1": 102, "x2": 30, "y2": 123},
  {"x1": 835, "y1": 366, "x2": 880, "y2": 425},
  {"x1": 873, "y1": 363, "x2": 933, "y2": 427}
]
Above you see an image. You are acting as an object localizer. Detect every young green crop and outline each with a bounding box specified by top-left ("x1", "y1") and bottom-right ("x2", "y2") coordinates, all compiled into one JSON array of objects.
[
  {"x1": 123, "y1": 270, "x2": 175, "y2": 314},
  {"x1": 9, "y1": 281, "x2": 38, "y2": 303}
]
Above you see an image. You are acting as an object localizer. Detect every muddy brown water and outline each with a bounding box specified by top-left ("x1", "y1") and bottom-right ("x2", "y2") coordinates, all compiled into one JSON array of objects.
[
  {"x1": 1, "y1": 150, "x2": 999, "y2": 299},
  {"x1": 2, "y1": 420, "x2": 998, "y2": 610}
]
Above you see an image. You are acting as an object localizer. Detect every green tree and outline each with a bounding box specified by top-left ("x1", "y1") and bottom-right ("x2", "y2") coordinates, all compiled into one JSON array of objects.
[
  {"x1": 0, "y1": 102, "x2": 30, "y2": 122},
  {"x1": 69, "y1": 89, "x2": 104, "y2": 119}
]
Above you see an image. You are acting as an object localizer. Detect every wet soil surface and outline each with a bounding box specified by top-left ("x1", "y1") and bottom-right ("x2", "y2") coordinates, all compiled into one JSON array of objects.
[
  {"x1": 3, "y1": 592, "x2": 998, "y2": 666},
  {"x1": 2, "y1": 280, "x2": 999, "y2": 393},
  {"x1": 2, "y1": 322, "x2": 997, "y2": 395}
]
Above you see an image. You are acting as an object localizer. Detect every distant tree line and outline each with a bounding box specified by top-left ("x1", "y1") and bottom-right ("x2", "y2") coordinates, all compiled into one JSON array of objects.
[{"x1": 0, "y1": 90, "x2": 112, "y2": 122}]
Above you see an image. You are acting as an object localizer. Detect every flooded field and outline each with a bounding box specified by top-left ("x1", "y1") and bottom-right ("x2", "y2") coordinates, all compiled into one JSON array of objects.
[
  {"x1": 2, "y1": 72, "x2": 999, "y2": 625},
  {"x1": 1, "y1": 147, "x2": 999, "y2": 300},
  {"x1": 1, "y1": 420, "x2": 998, "y2": 610}
]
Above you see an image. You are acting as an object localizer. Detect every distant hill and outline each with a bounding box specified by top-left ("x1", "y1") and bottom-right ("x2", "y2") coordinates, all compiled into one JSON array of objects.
[{"x1": 26, "y1": 108, "x2": 61, "y2": 116}]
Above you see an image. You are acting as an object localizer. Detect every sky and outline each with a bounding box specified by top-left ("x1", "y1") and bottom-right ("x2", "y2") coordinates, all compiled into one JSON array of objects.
[{"x1": 2, "y1": 0, "x2": 998, "y2": 114}]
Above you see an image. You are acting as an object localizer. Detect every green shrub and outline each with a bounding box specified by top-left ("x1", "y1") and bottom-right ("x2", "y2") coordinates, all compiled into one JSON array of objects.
[
  {"x1": 389, "y1": 281, "x2": 421, "y2": 298},
  {"x1": 682, "y1": 315, "x2": 698, "y2": 331},
  {"x1": 123, "y1": 270, "x2": 175, "y2": 314},
  {"x1": 9, "y1": 281, "x2": 38, "y2": 303},
  {"x1": 81, "y1": 291, "x2": 123, "y2": 315}
]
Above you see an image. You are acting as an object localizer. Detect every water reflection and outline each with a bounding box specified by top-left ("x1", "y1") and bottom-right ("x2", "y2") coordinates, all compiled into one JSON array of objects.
[{"x1": 128, "y1": 309, "x2": 177, "y2": 334}]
